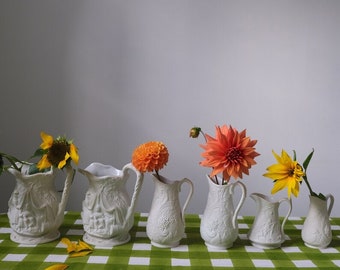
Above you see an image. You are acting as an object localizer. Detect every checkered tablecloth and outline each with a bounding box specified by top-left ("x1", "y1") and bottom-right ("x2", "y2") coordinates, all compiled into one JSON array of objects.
[{"x1": 1, "y1": 212, "x2": 340, "y2": 269}]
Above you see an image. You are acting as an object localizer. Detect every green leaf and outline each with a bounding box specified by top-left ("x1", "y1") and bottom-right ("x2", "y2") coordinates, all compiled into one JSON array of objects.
[
  {"x1": 30, "y1": 148, "x2": 47, "y2": 159},
  {"x1": 28, "y1": 164, "x2": 39, "y2": 175},
  {"x1": 28, "y1": 164, "x2": 50, "y2": 174},
  {"x1": 6, "y1": 157, "x2": 21, "y2": 171},
  {"x1": 311, "y1": 192, "x2": 326, "y2": 201},
  {"x1": 293, "y1": 150, "x2": 297, "y2": 161},
  {"x1": 303, "y1": 149, "x2": 314, "y2": 171},
  {"x1": 318, "y1": 193, "x2": 326, "y2": 200}
]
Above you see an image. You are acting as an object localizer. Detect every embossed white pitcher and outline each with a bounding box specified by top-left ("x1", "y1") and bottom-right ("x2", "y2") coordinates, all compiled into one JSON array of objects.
[
  {"x1": 146, "y1": 174, "x2": 194, "y2": 248},
  {"x1": 200, "y1": 176, "x2": 246, "y2": 250},
  {"x1": 301, "y1": 194, "x2": 334, "y2": 249},
  {"x1": 7, "y1": 163, "x2": 75, "y2": 244},
  {"x1": 79, "y1": 162, "x2": 143, "y2": 247},
  {"x1": 247, "y1": 193, "x2": 292, "y2": 249}
]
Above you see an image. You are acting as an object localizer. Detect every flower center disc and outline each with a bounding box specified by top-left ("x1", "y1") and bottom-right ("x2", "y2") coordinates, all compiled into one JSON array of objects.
[
  {"x1": 47, "y1": 141, "x2": 69, "y2": 166},
  {"x1": 226, "y1": 147, "x2": 242, "y2": 162}
]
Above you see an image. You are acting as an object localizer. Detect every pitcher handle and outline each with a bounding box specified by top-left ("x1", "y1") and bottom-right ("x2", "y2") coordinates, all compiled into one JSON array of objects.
[
  {"x1": 178, "y1": 178, "x2": 194, "y2": 223},
  {"x1": 55, "y1": 164, "x2": 76, "y2": 229},
  {"x1": 278, "y1": 197, "x2": 292, "y2": 236},
  {"x1": 325, "y1": 194, "x2": 334, "y2": 216},
  {"x1": 231, "y1": 181, "x2": 246, "y2": 229},
  {"x1": 122, "y1": 163, "x2": 144, "y2": 226}
]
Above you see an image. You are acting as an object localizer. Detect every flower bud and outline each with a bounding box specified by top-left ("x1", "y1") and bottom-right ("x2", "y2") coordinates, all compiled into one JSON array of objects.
[{"x1": 189, "y1": 127, "x2": 201, "y2": 138}]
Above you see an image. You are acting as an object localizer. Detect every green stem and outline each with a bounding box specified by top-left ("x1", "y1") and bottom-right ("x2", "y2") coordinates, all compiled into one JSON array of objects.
[
  {"x1": 0, "y1": 152, "x2": 23, "y2": 171},
  {"x1": 200, "y1": 130, "x2": 208, "y2": 143},
  {"x1": 200, "y1": 131, "x2": 220, "y2": 185},
  {"x1": 303, "y1": 176, "x2": 316, "y2": 196},
  {"x1": 155, "y1": 170, "x2": 161, "y2": 181}
]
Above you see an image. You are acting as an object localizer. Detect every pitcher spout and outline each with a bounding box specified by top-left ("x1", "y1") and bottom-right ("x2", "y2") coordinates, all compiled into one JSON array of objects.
[
  {"x1": 248, "y1": 192, "x2": 292, "y2": 249},
  {"x1": 250, "y1": 192, "x2": 262, "y2": 203},
  {"x1": 250, "y1": 192, "x2": 272, "y2": 202},
  {"x1": 78, "y1": 162, "x2": 122, "y2": 180}
]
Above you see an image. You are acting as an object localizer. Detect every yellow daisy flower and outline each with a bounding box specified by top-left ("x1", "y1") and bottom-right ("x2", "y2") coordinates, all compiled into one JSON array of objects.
[{"x1": 263, "y1": 149, "x2": 305, "y2": 198}]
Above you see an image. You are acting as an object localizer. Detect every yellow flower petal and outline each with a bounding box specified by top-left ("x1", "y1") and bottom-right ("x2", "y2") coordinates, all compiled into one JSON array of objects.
[
  {"x1": 68, "y1": 250, "x2": 93, "y2": 258},
  {"x1": 58, "y1": 152, "x2": 70, "y2": 169},
  {"x1": 44, "y1": 263, "x2": 68, "y2": 270},
  {"x1": 288, "y1": 177, "x2": 300, "y2": 197},
  {"x1": 271, "y1": 179, "x2": 289, "y2": 195},
  {"x1": 37, "y1": 155, "x2": 52, "y2": 170},
  {"x1": 265, "y1": 149, "x2": 304, "y2": 198},
  {"x1": 76, "y1": 240, "x2": 93, "y2": 252},
  {"x1": 69, "y1": 143, "x2": 79, "y2": 165},
  {"x1": 61, "y1": 238, "x2": 77, "y2": 254},
  {"x1": 61, "y1": 237, "x2": 71, "y2": 245},
  {"x1": 40, "y1": 132, "x2": 54, "y2": 150}
]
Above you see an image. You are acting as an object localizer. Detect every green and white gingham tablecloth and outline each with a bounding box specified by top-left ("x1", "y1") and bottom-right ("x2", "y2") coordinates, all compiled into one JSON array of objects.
[{"x1": 1, "y1": 212, "x2": 340, "y2": 269}]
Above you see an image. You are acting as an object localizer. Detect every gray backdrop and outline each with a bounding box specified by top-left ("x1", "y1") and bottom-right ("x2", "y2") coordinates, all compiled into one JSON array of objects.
[{"x1": 1, "y1": 0, "x2": 340, "y2": 217}]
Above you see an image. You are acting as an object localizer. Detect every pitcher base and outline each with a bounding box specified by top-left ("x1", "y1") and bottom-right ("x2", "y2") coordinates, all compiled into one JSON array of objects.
[
  {"x1": 304, "y1": 242, "x2": 330, "y2": 249},
  {"x1": 205, "y1": 242, "x2": 233, "y2": 250},
  {"x1": 10, "y1": 230, "x2": 60, "y2": 245},
  {"x1": 151, "y1": 240, "x2": 179, "y2": 248},
  {"x1": 250, "y1": 241, "x2": 282, "y2": 249},
  {"x1": 83, "y1": 232, "x2": 130, "y2": 247}
]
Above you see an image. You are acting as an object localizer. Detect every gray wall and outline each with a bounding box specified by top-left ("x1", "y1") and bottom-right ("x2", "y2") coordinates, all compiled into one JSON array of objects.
[{"x1": 1, "y1": 0, "x2": 340, "y2": 217}]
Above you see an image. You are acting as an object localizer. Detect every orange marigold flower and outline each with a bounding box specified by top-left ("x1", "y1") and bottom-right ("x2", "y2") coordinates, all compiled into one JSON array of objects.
[
  {"x1": 200, "y1": 125, "x2": 259, "y2": 182},
  {"x1": 132, "y1": 141, "x2": 169, "y2": 173}
]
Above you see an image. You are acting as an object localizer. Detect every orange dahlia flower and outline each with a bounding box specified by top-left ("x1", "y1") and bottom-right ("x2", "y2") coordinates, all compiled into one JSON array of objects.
[
  {"x1": 132, "y1": 141, "x2": 169, "y2": 173},
  {"x1": 200, "y1": 125, "x2": 259, "y2": 182}
]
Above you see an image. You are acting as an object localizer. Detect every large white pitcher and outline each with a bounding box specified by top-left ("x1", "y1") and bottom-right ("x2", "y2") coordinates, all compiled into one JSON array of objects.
[
  {"x1": 200, "y1": 176, "x2": 246, "y2": 250},
  {"x1": 79, "y1": 162, "x2": 143, "y2": 247},
  {"x1": 247, "y1": 193, "x2": 292, "y2": 249},
  {"x1": 7, "y1": 163, "x2": 75, "y2": 244}
]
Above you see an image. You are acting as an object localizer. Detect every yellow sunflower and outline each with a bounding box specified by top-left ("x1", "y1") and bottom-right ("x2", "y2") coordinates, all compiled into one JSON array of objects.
[
  {"x1": 263, "y1": 149, "x2": 305, "y2": 198},
  {"x1": 37, "y1": 132, "x2": 79, "y2": 170}
]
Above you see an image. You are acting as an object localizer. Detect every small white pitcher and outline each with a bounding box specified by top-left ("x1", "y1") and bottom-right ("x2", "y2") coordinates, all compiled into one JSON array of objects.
[
  {"x1": 146, "y1": 174, "x2": 194, "y2": 248},
  {"x1": 79, "y1": 162, "x2": 143, "y2": 247},
  {"x1": 247, "y1": 193, "x2": 292, "y2": 249},
  {"x1": 301, "y1": 194, "x2": 334, "y2": 249}
]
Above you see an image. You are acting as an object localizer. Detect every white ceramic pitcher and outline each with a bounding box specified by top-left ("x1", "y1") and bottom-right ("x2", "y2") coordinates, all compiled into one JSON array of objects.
[
  {"x1": 79, "y1": 162, "x2": 143, "y2": 247},
  {"x1": 200, "y1": 176, "x2": 246, "y2": 250},
  {"x1": 247, "y1": 193, "x2": 292, "y2": 249},
  {"x1": 146, "y1": 174, "x2": 194, "y2": 248},
  {"x1": 7, "y1": 163, "x2": 75, "y2": 244},
  {"x1": 301, "y1": 194, "x2": 334, "y2": 249}
]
